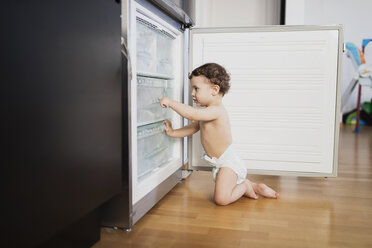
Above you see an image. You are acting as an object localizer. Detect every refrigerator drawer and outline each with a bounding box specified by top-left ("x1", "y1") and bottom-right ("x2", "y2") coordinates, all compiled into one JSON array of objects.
[
  {"x1": 137, "y1": 105, "x2": 170, "y2": 126},
  {"x1": 136, "y1": 17, "x2": 175, "y2": 77},
  {"x1": 137, "y1": 76, "x2": 174, "y2": 125},
  {"x1": 137, "y1": 76, "x2": 174, "y2": 106},
  {"x1": 137, "y1": 122, "x2": 174, "y2": 178},
  {"x1": 136, "y1": 18, "x2": 157, "y2": 74},
  {"x1": 137, "y1": 121, "x2": 174, "y2": 179},
  {"x1": 156, "y1": 30, "x2": 174, "y2": 76}
]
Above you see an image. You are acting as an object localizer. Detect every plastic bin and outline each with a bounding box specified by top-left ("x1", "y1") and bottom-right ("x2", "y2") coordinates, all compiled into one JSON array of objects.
[
  {"x1": 136, "y1": 19, "x2": 157, "y2": 74},
  {"x1": 137, "y1": 122, "x2": 174, "y2": 179},
  {"x1": 137, "y1": 76, "x2": 174, "y2": 126}
]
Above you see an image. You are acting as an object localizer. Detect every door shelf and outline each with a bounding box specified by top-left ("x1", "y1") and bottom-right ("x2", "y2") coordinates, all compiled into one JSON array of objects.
[{"x1": 137, "y1": 121, "x2": 175, "y2": 180}]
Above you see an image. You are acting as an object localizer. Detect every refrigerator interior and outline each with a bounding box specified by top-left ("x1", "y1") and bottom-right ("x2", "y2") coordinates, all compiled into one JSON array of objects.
[{"x1": 130, "y1": 2, "x2": 184, "y2": 204}]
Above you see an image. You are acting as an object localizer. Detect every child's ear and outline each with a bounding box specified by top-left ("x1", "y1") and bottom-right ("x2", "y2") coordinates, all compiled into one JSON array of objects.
[{"x1": 211, "y1": 84, "x2": 220, "y2": 96}]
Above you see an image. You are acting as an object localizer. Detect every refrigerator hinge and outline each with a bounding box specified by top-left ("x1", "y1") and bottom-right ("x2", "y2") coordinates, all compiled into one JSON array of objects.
[{"x1": 181, "y1": 23, "x2": 193, "y2": 31}]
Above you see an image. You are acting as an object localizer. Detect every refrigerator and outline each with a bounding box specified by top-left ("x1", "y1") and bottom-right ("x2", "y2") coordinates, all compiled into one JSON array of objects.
[{"x1": 101, "y1": 0, "x2": 343, "y2": 229}]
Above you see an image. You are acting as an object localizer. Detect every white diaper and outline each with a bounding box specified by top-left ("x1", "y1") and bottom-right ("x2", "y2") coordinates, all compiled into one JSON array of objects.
[{"x1": 203, "y1": 144, "x2": 247, "y2": 185}]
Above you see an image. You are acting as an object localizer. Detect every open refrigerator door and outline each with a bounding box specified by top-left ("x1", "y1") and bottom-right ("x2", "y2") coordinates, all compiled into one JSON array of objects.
[{"x1": 189, "y1": 26, "x2": 343, "y2": 177}]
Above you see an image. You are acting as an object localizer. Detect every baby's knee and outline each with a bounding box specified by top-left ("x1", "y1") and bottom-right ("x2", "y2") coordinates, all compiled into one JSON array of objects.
[{"x1": 214, "y1": 193, "x2": 230, "y2": 206}]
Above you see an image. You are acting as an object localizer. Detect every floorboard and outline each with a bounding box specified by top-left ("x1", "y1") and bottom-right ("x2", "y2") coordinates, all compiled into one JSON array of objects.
[{"x1": 93, "y1": 125, "x2": 372, "y2": 248}]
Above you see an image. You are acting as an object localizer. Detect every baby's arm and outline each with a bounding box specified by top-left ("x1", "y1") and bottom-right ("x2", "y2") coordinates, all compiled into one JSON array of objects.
[
  {"x1": 159, "y1": 97, "x2": 219, "y2": 121},
  {"x1": 163, "y1": 120, "x2": 199, "y2": 138}
]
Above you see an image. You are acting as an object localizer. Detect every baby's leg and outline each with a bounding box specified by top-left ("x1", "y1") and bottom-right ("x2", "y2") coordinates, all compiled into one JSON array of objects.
[{"x1": 214, "y1": 167, "x2": 258, "y2": 206}]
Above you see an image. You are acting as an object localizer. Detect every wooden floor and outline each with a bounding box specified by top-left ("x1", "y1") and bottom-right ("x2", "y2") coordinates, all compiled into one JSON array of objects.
[{"x1": 93, "y1": 126, "x2": 372, "y2": 248}]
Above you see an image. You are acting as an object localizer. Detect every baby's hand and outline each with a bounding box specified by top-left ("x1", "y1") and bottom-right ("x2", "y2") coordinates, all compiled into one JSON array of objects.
[
  {"x1": 163, "y1": 120, "x2": 174, "y2": 136},
  {"x1": 158, "y1": 96, "x2": 172, "y2": 108}
]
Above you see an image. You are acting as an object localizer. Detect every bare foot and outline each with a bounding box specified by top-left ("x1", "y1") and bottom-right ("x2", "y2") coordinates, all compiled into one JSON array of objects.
[
  {"x1": 254, "y1": 183, "x2": 279, "y2": 198},
  {"x1": 244, "y1": 180, "x2": 258, "y2": 199}
]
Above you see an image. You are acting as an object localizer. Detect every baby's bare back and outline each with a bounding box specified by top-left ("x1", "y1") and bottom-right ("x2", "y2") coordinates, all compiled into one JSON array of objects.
[{"x1": 200, "y1": 106, "x2": 232, "y2": 158}]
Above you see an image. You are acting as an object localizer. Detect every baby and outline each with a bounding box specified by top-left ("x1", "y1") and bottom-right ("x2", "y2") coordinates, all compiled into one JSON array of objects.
[{"x1": 159, "y1": 63, "x2": 279, "y2": 205}]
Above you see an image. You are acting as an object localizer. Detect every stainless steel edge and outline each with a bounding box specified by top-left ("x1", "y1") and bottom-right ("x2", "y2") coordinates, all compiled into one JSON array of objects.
[
  {"x1": 125, "y1": 0, "x2": 134, "y2": 228},
  {"x1": 182, "y1": 27, "x2": 189, "y2": 167},
  {"x1": 148, "y1": 0, "x2": 195, "y2": 26},
  {"x1": 181, "y1": 28, "x2": 186, "y2": 167},
  {"x1": 187, "y1": 27, "x2": 195, "y2": 170},
  {"x1": 100, "y1": 0, "x2": 134, "y2": 229},
  {"x1": 332, "y1": 25, "x2": 344, "y2": 177}
]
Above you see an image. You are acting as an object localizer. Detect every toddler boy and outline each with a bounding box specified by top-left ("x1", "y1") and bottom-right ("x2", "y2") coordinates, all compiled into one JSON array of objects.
[{"x1": 159, "y1": 63, "x2": 279, "y2": 205}]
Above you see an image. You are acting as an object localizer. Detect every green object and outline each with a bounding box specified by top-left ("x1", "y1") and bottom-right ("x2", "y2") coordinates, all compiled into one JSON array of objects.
[
  {"x1": 362, "y1": 101, "x2": 372, "y2": 115},
  {"x1": 345, "y1": 111, "x2": 367, "y2": 125},
  {"x1": 346, "y1": 111, "x2": 357, "y2": 125}
]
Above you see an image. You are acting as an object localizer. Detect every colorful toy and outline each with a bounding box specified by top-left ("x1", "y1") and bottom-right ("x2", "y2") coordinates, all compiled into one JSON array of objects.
[{"x1": 341, "y1": 39, "x2": 372, "y2": 132}]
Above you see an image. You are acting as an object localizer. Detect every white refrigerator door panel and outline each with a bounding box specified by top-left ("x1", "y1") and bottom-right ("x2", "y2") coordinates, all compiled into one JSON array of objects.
[
  {"x1": 189, "y1": 26, "x2": 342, "y2": 177},
  {"x1": 131, "y1": 3, "x2": 184, "y2": 204}
]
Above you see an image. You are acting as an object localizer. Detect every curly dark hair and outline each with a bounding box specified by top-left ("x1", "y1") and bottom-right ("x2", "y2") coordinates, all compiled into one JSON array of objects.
[{"x1": 188, "y1": 63, "x2": 230, "y2": 95}]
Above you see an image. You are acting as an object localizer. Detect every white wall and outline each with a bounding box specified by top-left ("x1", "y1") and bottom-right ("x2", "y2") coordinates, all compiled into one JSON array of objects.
[
  {"x1": 286, "y1": 0, "x2": 372, "y2": 113},
  {"x1": 195, "y1": 0, "x2": 281, "y2": 28}
]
